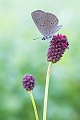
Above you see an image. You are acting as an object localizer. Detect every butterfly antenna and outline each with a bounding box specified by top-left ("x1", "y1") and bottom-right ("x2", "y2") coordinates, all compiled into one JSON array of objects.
[{"x1": 33, "y1": 37, "x2": 42, "y2": 40}]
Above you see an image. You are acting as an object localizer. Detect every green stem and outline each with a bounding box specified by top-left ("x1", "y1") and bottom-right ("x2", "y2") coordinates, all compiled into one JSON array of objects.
[
  {"x1": 29, "y1": 91, "x2": 39, "y2": 120},
  {"x1": 43, "y1": 62, "x2": 52, "y2": 120}
]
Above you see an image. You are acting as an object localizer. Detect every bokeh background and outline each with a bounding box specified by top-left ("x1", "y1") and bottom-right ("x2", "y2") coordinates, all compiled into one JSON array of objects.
[{"x1": 0, "y1": 0, "x2": 80, "y2": 120}]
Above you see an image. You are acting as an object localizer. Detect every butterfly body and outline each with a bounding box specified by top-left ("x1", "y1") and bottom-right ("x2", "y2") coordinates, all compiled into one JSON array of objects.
[{"x1": 31, "y1": 10, "x2": 62, "y2": 40}]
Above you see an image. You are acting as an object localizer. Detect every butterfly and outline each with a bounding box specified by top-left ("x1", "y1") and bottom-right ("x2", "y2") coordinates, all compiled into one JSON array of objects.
[{"x1": 31, "y1": 10, "x2": 62, "y2": 40}]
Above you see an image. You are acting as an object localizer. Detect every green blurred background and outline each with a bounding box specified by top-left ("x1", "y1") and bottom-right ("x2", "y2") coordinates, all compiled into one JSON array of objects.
[{"x1": 0, "y1": 0, "x2": 80, "y2": 120}]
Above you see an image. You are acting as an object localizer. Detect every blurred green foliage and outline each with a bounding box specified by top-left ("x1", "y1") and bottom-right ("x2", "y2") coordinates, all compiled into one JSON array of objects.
[{"x1": 0, "y1": 0, "x2": 80, "y2": 120}]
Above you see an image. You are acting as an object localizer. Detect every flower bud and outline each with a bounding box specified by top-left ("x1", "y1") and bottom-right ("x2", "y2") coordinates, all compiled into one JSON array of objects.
[
  {"x1": 22, "y1": 74, "x2": 35, "y2": 91},
  {"x1": 47, "y1": 34, "x2": 69, "y2": 63}
]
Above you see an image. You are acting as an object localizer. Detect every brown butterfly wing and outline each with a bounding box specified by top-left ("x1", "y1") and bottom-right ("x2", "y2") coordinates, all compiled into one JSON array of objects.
[
  {"x1": 50, "y1": 25, "x2": 62, "y2": 35},
  {"x1": 31, "y1": 10, "x2": 45, "y2": 35},
  {"x1": 31, "y1": 10, "x2": 59, "y2": 36},
  {"x1": 39, "y1": 12, "x2": 59, "y2": 36}
]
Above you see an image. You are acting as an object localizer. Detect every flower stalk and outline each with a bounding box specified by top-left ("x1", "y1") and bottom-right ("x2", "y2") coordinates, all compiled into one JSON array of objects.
[
  {"x1": 22, "y1": 33, "x2": 69, "y2": 120},
  {"x1": 29, "y1": 91, "x2": 39, "y2": 120},
  {"x1": 43, "y1": 62, "x2": 52, "y2": 120}
]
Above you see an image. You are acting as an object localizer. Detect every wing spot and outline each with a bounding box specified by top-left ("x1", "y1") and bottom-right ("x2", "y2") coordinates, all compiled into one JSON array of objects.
[
  {"x1": 40, "y1": 25, "x2": 41, "y2": 26},
  {"x1": 43, "y1": 24, "x2": 44, "y2": 26}
]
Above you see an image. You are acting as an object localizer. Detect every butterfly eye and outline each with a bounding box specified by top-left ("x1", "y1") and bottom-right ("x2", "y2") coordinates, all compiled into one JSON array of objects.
[{"x1": 42, "y1": 37, "x2": 46, "y2": 40}]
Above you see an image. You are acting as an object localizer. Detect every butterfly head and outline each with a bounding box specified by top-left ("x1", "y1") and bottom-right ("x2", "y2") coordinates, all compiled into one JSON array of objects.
[{"x1": 42, "y1": 34, "x2": 52, "y2": 40}]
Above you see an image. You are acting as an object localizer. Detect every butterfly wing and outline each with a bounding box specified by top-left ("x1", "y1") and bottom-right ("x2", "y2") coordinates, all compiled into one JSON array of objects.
[
  {"x1": 31, "y1": 10, "x2": 62, "y2": 38},
  {"x1": 38, "y1": 12, "x2": 59, "y2": 36},
  {"x1": 31, "y1": 10, "x2": 45, "y2": 35},
  {"x1": 50, "y1": 25, "x2": 62, "y2": 35}
]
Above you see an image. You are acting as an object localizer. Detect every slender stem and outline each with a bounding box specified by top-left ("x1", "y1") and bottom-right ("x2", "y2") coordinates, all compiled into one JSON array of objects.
[
  {"x1": 29, "y1": 91, "x2": 39, "y2": 120},
  {"x1": 43, "y1": 62, "x2": 52, "y2": 120}
]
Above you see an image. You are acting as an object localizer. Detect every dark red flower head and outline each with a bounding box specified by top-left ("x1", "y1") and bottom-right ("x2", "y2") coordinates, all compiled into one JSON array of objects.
[
  {"x1": 22, "y1": 74, "x2": 35, "y2": 91},
  {"x1": 47, "y1": 34, "x2": 69, "y2": 63}
]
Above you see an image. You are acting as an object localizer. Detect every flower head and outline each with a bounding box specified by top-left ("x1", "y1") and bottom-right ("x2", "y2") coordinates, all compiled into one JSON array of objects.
[
  {"x1": 22, "y1": 74, "x2": 35, "y2": 91},
  {"x1": 47, "y1": 34, "x2": 69, "y2": 63}
]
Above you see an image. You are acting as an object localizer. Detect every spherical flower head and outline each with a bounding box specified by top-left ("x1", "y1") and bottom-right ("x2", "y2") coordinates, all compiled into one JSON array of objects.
[
  {"x1": 47, "y1": 34, "x2": 69, "y2": 63},
  {"x1": 22, "y1": 74, "x2": 35, "y2": 91}
]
